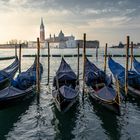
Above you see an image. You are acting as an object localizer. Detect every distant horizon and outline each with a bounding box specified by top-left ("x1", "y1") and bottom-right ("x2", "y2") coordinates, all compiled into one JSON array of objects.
[{"x1": 0, "y1": 0, "x2": 140, "y2": 46}]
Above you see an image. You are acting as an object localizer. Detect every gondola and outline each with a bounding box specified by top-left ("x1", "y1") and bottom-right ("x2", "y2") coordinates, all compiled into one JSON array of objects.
[
  {"x1": 133, "y1": 57, "x2": 140, "y2": 74},
  {"x1": 0, "y1": 57, "x2": 43, "y2": 107},
  {"x1": 108, "y1": 56, "x2": 140, "y2": 97},
  {"x1": 0, "y1": 56, "x2": 19, "y2": 90},
  {"x1": 52, "y1": 57, "x2": 79, "y2": 112},
  {"x1": 85, "y1": 57, "x2": 120, "y2": 114}
]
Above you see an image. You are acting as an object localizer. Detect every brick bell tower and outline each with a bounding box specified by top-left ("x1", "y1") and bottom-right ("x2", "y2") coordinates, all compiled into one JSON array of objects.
[{"x1": 40, "y1": 18, "x2": 45, "y2": 42}]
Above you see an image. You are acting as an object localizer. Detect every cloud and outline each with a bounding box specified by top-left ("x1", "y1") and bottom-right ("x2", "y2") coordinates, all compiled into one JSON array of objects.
[{"x1": 0, "y1": 0, "x2": 140, "y2": 44}]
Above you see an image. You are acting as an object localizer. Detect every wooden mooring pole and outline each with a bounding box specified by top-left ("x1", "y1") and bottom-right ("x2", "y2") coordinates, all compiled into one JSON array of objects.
[
  {"x1": 116, "y1": 78, "x2": 121, "y2": 105},
  {"x1": 104, "y1": 43, "x2": 108, "y2": 74},
  {"x1": 19, "y1": 44, "x2": 21, "y2": 74},
  {"x1": 96, "y1": 45, "x2": 98, "y2": 60},
  {"x1": 82, "y1": 33, "x2": 86, "y2": 98},
  {"x1": 77, "y1": 43, "x2": 80, "y2": 84},
  {"x1": 15, "y1": 45, "x2": 17, "y2": 57},
  {"x1": 125, "y1": 36, "x2": 130, "y2": 95},
  {"x1": 47, "y1": 42, "x2": 50, "y2": 85},
  {"x1": 36, "y1": 38, "x2": 40, "y2": 93},
  {"x1": 130, "y1": 41, "x2": 133, "y2": 70}
]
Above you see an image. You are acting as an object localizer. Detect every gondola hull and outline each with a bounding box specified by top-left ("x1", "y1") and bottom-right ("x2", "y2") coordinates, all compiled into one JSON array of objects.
[
  {"x1": 0, "y1": 57, "x2": 19, "y2": 90},
  {"x1": 52, "y1": 57, "x2": 79, "y2": 112},
  {"x1": 119, "y1": 83, "x2": 140, "y2": 98},
  {"x1": 0, "y1": 86, "x2": 35, "y2": 108},
  {"x1": 0, "y1": 56, "x2": 43, "y2": 109},
  {"x1": 88, "y1": 88, "x2": 120, "y2": 114},
  {"x1": 108, "y1": 57, "x2": 140, "y2": 98},
  {"x1": 85, "y1": 57, "x2": 120, "y2": 114},
  {"x1": 52, "y1": 88, "x2": 79, "y2": 112},
  {"x1": 0, "y1": 78, "x2": 10, "y2": 90}
]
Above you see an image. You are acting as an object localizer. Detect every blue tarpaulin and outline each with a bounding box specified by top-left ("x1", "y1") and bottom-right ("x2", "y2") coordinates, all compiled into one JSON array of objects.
[
  {"x1": 12, "y1": 58, "x2": 43, "y2": 90},
  {"x1": 133, "y1": 57, "x2": 140, "y2": 74},
  {"x1": 53, "y1": 57, "x2": 77, "y2": 87},
  {"x1": 108, "y1": 57, "x2": 140, "y2": 87},
  {"x1": 85, "y1": 57, "x2": 110, "y2": 87}
]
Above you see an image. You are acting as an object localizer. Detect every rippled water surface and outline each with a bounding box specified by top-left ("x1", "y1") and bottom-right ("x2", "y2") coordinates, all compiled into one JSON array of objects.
[{"x1": 0, "y1": 48, "x2": 140, "y2": 140}]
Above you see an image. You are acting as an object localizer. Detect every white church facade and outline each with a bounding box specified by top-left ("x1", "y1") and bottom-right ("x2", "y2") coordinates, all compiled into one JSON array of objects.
[
  {"x1": 45, "y1": 30, "x2": 76, "y2": 48},
  {"x1": 28, "y1": 18, "x2": 76, "y2": 48}
]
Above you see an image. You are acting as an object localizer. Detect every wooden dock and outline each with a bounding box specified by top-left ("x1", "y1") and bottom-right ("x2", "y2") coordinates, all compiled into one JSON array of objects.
[
  {"x1": 103, "y1": 54, "x2": 140, "y2": 57},
  {"x1": 22, "y1": 54, "x2": 92, "y2": 57},
  {"x1": 0, "y1": 56, "x2": 16, "y2": 60},
  {"x1": 23, "y1": 54, "x2": 140, "y2": 58}
]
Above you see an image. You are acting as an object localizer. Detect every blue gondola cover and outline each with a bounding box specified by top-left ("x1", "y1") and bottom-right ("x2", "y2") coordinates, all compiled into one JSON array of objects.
[
  {"x1": 12, "y1": 58, "x2": 43, "y2": 90},
  {"x1": 59, "y1": 85, "x2": 78, "y2": 99},
  {"x1": 85, "y1": 57, "x2": 111, "y2": 87},
  {"x1": 133, "y1": 58, "x2": 140, "y2": 74},
  {"x1": 108, "y1": 57, "x2": 140, "y2": 87},
  {"x1": 53, "y1": 57, "x2": 77, "y2": 87}
]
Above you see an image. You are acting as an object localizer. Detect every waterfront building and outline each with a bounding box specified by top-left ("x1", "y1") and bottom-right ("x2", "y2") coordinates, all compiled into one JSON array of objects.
[
  {"x1": 76, "y1": 40, "x2": 99, "y2": 48},
  {"x1": 45, "y1": 30, "x2": 76, "y2": 48},
  {"x1": 28, "y1": 18, "x2": 76, "y2": 48},
  {"x1": 26, "y1": 18, "x2": 100, "y2": 49}
]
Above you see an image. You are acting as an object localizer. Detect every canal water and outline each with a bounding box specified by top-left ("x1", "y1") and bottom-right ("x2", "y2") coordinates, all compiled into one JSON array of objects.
[{"x1": 0, "y1": 48, "x2": 140, "y2": 140}]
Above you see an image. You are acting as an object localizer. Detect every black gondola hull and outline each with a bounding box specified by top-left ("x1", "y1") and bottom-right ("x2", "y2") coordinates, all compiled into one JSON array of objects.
[
  {"x1": 88, "y1": 90, "x2": 120, "y2": 115},
  {"x1": 0, "y1": 78, "x2": 10, "y2": 90},
  {"x1": 0, "y1": 86, "x2": 35, "y2": 109},
  {"x1": 52, "y1": 89, "x2": 79, "y2": 112},
  {"x1": 119, "y1": 83, "x2": 140, "y2": 98}
]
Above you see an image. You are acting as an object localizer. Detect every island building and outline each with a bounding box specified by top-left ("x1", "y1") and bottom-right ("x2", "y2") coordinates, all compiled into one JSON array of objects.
[
  {"x1": 28, "y1": 18, "x2": 76, "y2": 48},
  {"x1": 27, "y1": 18, "x2": 100, "y2": 48},
  {"x1": 76, "y1": 40, "x2": 99, "y2": 48},
  {"x1": 45, "y1": 31, "x2": 76, "y2": 48}
]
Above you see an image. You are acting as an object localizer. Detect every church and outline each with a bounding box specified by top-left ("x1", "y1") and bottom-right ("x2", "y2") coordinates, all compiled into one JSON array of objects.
[{"x1": 28, "y1": 18, "x2": 76, "y2": 48}]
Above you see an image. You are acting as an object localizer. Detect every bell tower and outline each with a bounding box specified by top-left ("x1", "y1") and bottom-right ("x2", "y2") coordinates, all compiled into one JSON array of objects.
[{"x1": 40, "y1": 18, "x2": 45, "y2": 42}]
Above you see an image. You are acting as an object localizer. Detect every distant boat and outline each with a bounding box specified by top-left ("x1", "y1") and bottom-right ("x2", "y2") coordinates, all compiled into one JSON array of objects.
[
  {"x1": 85, "y1": 57, "x2": 120, "y2": 114},
  {"x1": 52, "y1": 57, "x2": 79, "y2": 112},
  {"x1": 110, "y1": 42, "x2": 124, "y2": 48},
  {"x1": 108, "y1": 56, "x2": 140, "y2": 97}
]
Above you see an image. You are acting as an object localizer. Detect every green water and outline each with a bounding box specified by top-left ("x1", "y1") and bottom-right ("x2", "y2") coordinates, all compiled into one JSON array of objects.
[{"x1": 0, "y1": 48, "x2": 140, "y2": 140}]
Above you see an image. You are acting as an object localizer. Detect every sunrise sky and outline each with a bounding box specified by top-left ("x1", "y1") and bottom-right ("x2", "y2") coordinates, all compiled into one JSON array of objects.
[{"x1": 0, "y1": 0, "x2": 140, "y2": 46}]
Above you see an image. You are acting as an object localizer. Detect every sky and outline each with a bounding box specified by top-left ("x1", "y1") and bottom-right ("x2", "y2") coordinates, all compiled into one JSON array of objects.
[{"x1": 0, "y1": 0, "x2": 140, "y2": 46}]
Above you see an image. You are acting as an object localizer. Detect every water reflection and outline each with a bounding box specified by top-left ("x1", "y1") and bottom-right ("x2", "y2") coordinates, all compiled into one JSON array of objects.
[
  {"x1": 0, "y1": 97, "x2": 35, "y2": 140},
  {"x1": 127, "y1": 96, "x2": 140, "y2": 108},
  {"x1": 51, "y1": 101, "x2": 79, "y2": 140},
  {"x1": 89, "y1": 97, "x2": 121, "y2": 140}
]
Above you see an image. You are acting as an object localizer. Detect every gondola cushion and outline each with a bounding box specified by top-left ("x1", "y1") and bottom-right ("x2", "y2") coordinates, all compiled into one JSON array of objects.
[{"x1": 59, "y1": 85, "x2": 78, "y2": 100}]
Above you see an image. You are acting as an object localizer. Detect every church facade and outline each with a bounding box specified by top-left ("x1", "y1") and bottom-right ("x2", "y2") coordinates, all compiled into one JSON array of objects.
[
  {"x1": 45, "y1": 30, "x2": 76, "y2": 48},
  {"x1": 28, "y1": 18, "x2": 99, "y2": 48},
  {"x1": 28, "y1": 18, "x2": 76, "y2": 48}
]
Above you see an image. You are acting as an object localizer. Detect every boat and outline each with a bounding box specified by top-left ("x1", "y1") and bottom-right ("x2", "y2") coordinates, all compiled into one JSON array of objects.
[
  {"x1": 0, "y1": 57, "x2": 43, "y2": 107},
  {"x1": 52, "y1": 57, "x2": 79, "y2": 112},
  {"x1": 133, "y1": 57, "x2": 140, "y2": 74},
  {"x1": 108, "y1": 56, "x2": 140, "y2": 97},
  {"x1": 85, "y1": 57, "x2": 120, "y2": 114},
  {"x1": 0, "y1": 56, "x2": 19, "y2": 90}
]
